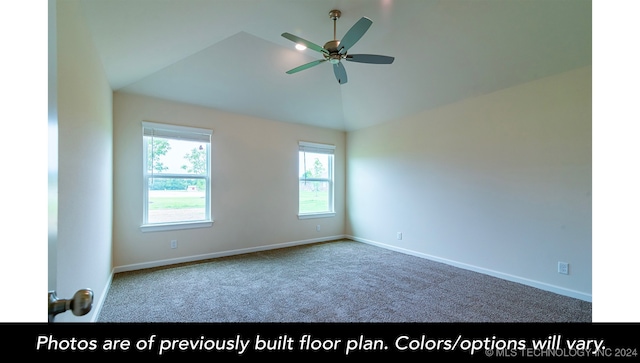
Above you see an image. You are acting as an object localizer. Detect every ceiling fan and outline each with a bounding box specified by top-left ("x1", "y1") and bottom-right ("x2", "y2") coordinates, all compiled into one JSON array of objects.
[{"x1": 281, "y1": 9, "x2": 395, "y2": 85}]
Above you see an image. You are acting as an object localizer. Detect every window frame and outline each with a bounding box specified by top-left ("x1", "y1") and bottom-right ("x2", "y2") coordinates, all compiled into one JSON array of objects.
[
  {"x1": 140, "y1": 121, "x2": 214, "y2": 232},
  {"x1": 298, "y1": 141, "x2": 335, "y2": 219}
]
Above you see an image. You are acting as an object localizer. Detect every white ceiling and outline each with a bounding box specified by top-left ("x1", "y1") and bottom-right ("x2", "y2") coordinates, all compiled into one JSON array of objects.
[{"x1": 79, "y1": 0, "x2": 591, "y2": 131}]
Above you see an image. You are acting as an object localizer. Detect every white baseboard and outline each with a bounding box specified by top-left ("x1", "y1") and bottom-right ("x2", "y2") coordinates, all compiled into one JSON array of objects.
[
  {"x1": 88, "y1": 271, "x2": 114, "y2": 322},
  {"x1": 112, "y1": 235, "x2": 347, "y2": 274},
  {"x1": 347, "y1": 235, "x2": 592, "y2": 302}
]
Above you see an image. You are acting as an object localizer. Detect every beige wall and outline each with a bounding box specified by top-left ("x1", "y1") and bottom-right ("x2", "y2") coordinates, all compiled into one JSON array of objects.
[
  {"x1": 112, "y1": 67, "x2": 591, "y2": 300},
  {"x1": 55, "y1": 0, "x2": 113, "y2": 322},
  {"x1": 346, "y1": 66, "x2": 592, "y2": 300},
  {"x1": 112, "y1": 92, "x2": 345, "y2": 269}
]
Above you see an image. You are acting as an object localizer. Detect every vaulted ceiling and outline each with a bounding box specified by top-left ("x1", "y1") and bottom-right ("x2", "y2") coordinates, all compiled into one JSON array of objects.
[{"x1": 79, "y1": 0, "x2": 591, "y2": 131}]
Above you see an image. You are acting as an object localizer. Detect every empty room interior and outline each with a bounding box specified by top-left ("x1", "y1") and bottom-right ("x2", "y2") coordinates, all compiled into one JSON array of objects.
[{"x1": 46, "y1": 0, "x2": 596, "y2": 322}]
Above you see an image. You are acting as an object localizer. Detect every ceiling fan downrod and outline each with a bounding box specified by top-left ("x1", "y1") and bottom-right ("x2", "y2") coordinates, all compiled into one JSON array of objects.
[
  {"x1": 329, "y1": 9, "x2": 341, "y2": 40},
  {"x1": 325, "y1": 10, "x2": 343, "y2": 63}
]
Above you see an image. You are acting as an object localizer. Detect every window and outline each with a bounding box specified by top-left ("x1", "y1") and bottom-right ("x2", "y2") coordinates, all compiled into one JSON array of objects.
[
  {"x1": 298, "y1": 141, "x2": 335, "y2": 219},
  {"x1": 141, "y1": 121, "x2": 213, "y2": 232}
]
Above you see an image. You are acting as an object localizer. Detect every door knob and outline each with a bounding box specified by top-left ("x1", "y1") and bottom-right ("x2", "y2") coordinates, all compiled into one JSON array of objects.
[{"x1": 48, "y1": 289, "x2": 93, "y2": 322}]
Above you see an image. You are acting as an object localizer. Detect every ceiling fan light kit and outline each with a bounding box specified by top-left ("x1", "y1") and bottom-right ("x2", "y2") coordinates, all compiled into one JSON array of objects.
[{"x1": 282, "y1": 9, "x2": 395, "y2": 85}]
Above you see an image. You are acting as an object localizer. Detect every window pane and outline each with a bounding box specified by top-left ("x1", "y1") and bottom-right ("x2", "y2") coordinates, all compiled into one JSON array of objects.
[
  {"x1": 299, "y1": 152, "x2": 329, "y2": 179},
  {"x1": 299, "y1": 180, "x2": 330, "y2": 214},
  {"x1": 147, "y1": 137, "x2": 207, "y2": 175},
  {"x1": 147, "y1": 178, "x2": 206, "y2": 223}
]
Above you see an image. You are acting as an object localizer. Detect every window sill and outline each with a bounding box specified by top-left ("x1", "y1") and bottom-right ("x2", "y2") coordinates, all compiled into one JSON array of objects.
[
  {"x1": 298, "y1": 212, "x2": 335, "y2": 220},
  {"x1": 140, "y1": 220, "x2": 214, "y2": 233}
]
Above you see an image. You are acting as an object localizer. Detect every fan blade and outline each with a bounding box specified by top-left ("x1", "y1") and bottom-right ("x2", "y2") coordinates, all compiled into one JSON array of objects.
[
  {"x1": 338, "y1": 17, "x2": 373, "y2": 54},
  {"x1": 281, "y1": 33, "x2": 329, "y2": 55},
  {"x1": 286, "y1": 59, "x2": 327, "y2": 74},
  {"x1": 345, "y1": 54, "x2": 395, "y2": 64},
  {"x1": 333, "y1": 62, "x2": 348, "y2": 85}
]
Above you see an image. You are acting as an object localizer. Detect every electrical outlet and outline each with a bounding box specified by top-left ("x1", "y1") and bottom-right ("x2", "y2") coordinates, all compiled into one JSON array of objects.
[
  {"x1": 558, "y1": 261, "x2": 569, "y2": 275},
  {"x1": 170, "y1": 240, "x2": 177, "y2": 249},
  {"x1": 316, "y1": 225, "x2": 321, "y2": 232},
  {"x1": 397, "y1": 232, "x2": 402, "y2": 240}
]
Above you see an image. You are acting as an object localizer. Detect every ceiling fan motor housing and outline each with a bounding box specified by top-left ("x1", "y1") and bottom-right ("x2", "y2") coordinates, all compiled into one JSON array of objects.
[{"x1": 323, "y1": 40, "x2": 343, "y2": 64}]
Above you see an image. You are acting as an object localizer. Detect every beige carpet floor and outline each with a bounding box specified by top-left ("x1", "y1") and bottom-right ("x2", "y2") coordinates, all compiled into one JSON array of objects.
[{"x1": 97, "y1": 240, "x2": 591, "y2": 323}]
